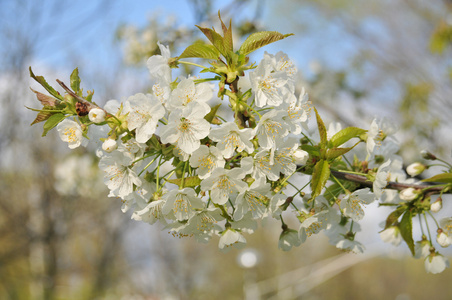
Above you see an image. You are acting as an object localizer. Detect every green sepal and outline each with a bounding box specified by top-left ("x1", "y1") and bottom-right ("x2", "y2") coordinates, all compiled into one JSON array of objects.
[
  {"x1": 239, "y1": 31, "x2": 294, "y2": 56},
  {"x1": 179, "y1": 42, "x2": 220, "y2": 60},
  {"x1": 384, "y1": 206, "x2": 405, "y2": 229},
  {"x1": 70, "y1": 68, "x2": 81, "y2": 95},
  {"x1": 311, "y1": 159, "x2": 330, "y2": 200},
  {"x1": 399, "y1": 210, "x2": 415, "y2": 256},
  {"x1": 42, "y1": 113, "x2": 66, "y2": 136},
  {"x1": 167, "y1": 176, "x2": 202, "y2": 188},
  {"x1": 330, "y1": 127, "x2": 367, "y2": 148},
  {"x1": 421, "y1": 173, "x2": 452, "y2": 184},
  {"x1": 29, "y1": 67, "x2": 64, "y2": 101},
  {"x1": 205, "y1": 103, "x2": 221, "y2": 123},
  {"x1": 314, "y1": 107, "x2": 327, "y2": 147}
]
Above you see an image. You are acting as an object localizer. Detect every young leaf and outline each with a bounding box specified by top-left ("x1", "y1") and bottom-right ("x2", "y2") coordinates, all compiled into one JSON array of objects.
[
  {"x1": 70, "y1": 68, "x2": 81, "y2": 95},
  {"x1": 384, "y1": 206, "x2": 405, "y2": 229},
  {"x1": 195, "y1": 25, "x2": 228, "y2": 58},
  {"x1": 31, "y1": 111, "x2": 53, "y2": 125},
  {"x1": 330, "y1": 127, "x2": 367, "y2": 148},
  {"x1": 167, "y1": 176, "x2": 202, "y2": 188},
  {"x1": 301, "y1": 144, "x2": 320, "y2": 157},
  {"x1": 30, "y1": 88, "x2": 59, "y2": 107},
  {"x1": 314, "y1": 107, "x2": 327, "y2": 147},
  {"x1": 42, "y1": 113, "x2": 66, "y2": 137},
  {"x1": 311, "y1": 159, "x2": 330, "y2": 200},
  {"x1": 218, "y1": 12, "x2": 233, "y2": 53},
  {"x1": 179, "y1": 43, "x2": 220, "y2": 60},
  {"x1": 421, "y1": 173, "x2": 452, "y2": 184},
  {"x1": 326, "y1": 147, "x2": 354, "y2": 160},
  {"x1": 29, "y1": 67, "x2": 64, "y2": 101},
  {"x1": 239, "y1": 31, "x2": 293, "y2": 56},
  {"x1": 399, "y1": 210, "x2": 415, "y2": 256}
]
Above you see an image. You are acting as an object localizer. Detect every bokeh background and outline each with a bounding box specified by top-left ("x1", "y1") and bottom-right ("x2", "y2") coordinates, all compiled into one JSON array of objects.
[{"x1": 1, "y1": 0, "x2": 452, "y2": 299}]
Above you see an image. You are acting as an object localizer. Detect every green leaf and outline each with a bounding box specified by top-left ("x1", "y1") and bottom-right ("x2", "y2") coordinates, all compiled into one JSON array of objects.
[
  {"x1": 29, "y1": 67, "x2": 64, "y2": 101},
  {"x1": 218, "y1": 12, "x2": 233, "y2": 53},
  {"x1": 195, "y1": 25, "x2": 228, "y2": 58},
  {"x1": 300, "y1": 144, "x2": 320, "y2": 157},
  {"x1": 70, "y1": 68, "x2": 81, "y2": 95},
  {"x1": 31, "y1": 110, "x2": 53, "y2": 125},
  {"x1": 399, "y1": 210, "x2": 415, "y2": 256},
  {"x1": 204, "y1": 103, "x2": 221, "y2": 123},
  {"x1": 179, "y1": 42, "x2": 220, "y2": 60},
  {"x1": 384, "y1": 206, "x2": 405, "y2": 229},
  {"x1": 239, "y1": 31, "x2": 293, "y2": 56},
  {"x1": 330, "y1": 127, "x2": 367, "y2": 148},
  {"x1": 326, "y1": 147, "x2": 354, "y2": 160},
  {"x1": 314, "y1": 107, "x2": 327, "y2": 147},
  {"x1": 167, "y1": 176, "x2": 201, "y2": 188},
  {"x1": 42, "y1": 113, "x2": 66, "y2": 137},
  {"x1": 421, "y1": 173, "x2": 452, "y2": 184},
  {"x1": 311, "y1": 159, "x2": 330, "y2": 200}
]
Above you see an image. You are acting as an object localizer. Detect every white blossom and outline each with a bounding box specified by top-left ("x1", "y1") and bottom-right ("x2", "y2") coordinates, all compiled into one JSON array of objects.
[
  {"x1": 406, "y1": 162, "x2": 426, "y2": 177},
  {"x1": 161, "y1": 188, "x2": 205, "y2": 221},
  {"x1": 340, "y1": 188, "x2": 375, "y2": 222},
  {"x1": 102, "y1": 139, "x2": 118, "y2": 153},
  {"x1": 379, "y1": 226, "x2": 402, "y2": 246},
  {"x1": 425, "y1": 252, "x2": 450, "y2": 274},
  {"x1": 219, "y1": 228, "x2": 246, "y2": 252},
  {"x1": 373, "y1": 160, "x2": 391, "y2": 199},
  {"x1": 200, "y1": 168, "x2": 247, "y2": 205},
  {"x1": 255, "y1": 109, "x2": 289, "y2": 150},
  {"x1": 399, "y1": 187, "x2": 420, "y2": 201},
  {"x1": 336, "y1": 239, "x2": 365, "y2": 254},
  {"x1": 99, "y1": 150, "x2": 142, "y2": 199},
  {"x1": 249, "y1": 56, "x2": 289, "y2": 107},
  {"x1": 57, "y1": 119, "x2": 88, "y2": 149},
  {"x1": 147, "y1": 41, "x2": 172, "y2": 82},
  {"x1": 278, "y1": 228, "x2": 303, "y2": 251},
  {"x1": 167, "y1": 78, "x2": 213, "y2": 114},
  {"x1": 189, "y1": 145, "x2": 225, "y2": 179},
  {"x1": 209, "y1": 122, "x2": 255, "y2": 158},
  {"x1": 160, "y1": 105, "x2": 210, "y2": 154},
  {"x1": 234, "y1": 177, "x2": 271, "y2": 220},
  {"x1": 123, "y1": 93, "x2": 165, "y2": 144},
  {"x1": 88, "y1": 108, "x2": 106, "y2": 123}
]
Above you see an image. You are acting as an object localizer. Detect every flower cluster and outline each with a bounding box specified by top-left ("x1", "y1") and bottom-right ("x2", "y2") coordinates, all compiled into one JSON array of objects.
[{"x1": 28, "y1": 20, "x2": 451, "y2": 273}]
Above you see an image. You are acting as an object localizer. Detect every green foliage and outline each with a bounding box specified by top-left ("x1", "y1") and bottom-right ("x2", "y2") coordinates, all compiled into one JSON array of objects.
[
  {"x1": 238, "y1": 31, "x2": 294, "y2": 56},
  {"x1": 311, "y1": 159, "x2": 330, "y2": 200},
  {"x1": 329, "y1": 127, "x2": 367, "y2": 148},
  {"x1": 167, "y1": 176, "x2": 202, "y2": 187},
  {"x1": 42, "y1": 113, "x2": 66, "y2": 137},
  {"x1": 422, "y1": 173, "x2": 452, "y2": 184},
  {"x1": 179, "y1": 42, "x2": 221, "y2": 60},
  {"x1": 399, "y1": 210, "x2": 415, "y2": 256},
  {"x1": 29, "y1": 67, "x2": 64, "y2": 101}
]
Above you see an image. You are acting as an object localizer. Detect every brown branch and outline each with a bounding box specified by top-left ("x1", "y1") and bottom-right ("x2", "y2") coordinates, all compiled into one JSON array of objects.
[{"x1": 330, "y1": 170, "x2": 445, "y2": 193}]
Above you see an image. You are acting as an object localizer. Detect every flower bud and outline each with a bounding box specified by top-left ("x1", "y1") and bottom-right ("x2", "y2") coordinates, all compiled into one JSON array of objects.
[
  {"x1": 89, "y1": 108, "x2": 106, "y2": 123},
  {"x1": 430, "y1": 198, "x2": 443, "y2": 213},
  {"x1": 406, "y1": 162, "x2": 426, "y2": 177},
  {"x1": 420, "y1": 150, "x2": 437, "y2": 160},
  {"x1": 436, "y1": 230, "x2": 451, "y2": 248},
  {"x1": 293, "y1": 149, "x2": 309, "y2": 165},
  {"x1": 102, "y1": 139, "x2": 117, "y2": 153},
  {"x1": 399, "y1": 187, "x2": 420, "y2": 201}
]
